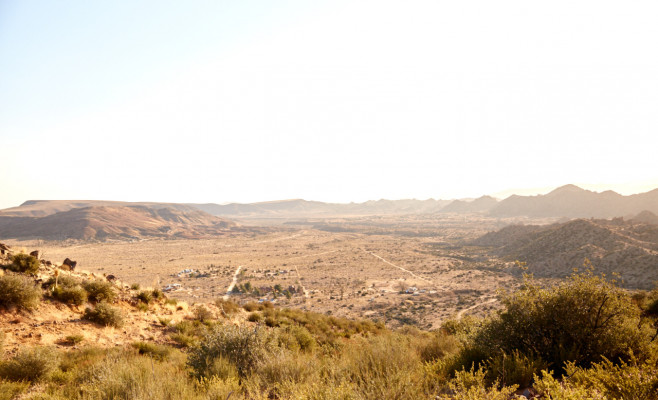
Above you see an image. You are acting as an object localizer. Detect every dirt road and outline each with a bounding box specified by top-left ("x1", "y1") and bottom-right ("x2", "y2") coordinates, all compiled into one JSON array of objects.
[
  {"x1": 222, "y1": 265, "x2": 242, "y2": 300},
  {"x1": 366, "y1": 251, "x2": 433, "y2": 284}
]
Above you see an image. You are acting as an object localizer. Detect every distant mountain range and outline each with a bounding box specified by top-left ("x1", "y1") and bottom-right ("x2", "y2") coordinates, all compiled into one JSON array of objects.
[
  {"x1": 488, "y1": 184, "x2": 658, "y2": 218},
  {"x1": 196, "y1": 184, "x2": 658, "y2": 218},
  {"x1": 470, "y1": 213, "x2": 658, "y2": 289},
  {"x1": 0, "y1": 204, "x2": 239, "y2": 240},
  {"x1": 1, "y1": 184, "x2": 657, "y2": 240}
]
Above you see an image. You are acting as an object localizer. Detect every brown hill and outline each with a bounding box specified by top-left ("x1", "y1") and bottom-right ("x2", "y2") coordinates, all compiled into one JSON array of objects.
[
  {"x1": 471, "y1": 218, "x2": 658, "y2": 289},
  {"x1": 631, "y1": 210, "x2": 658, "y2": 225},
  {"x1": 0, "y1": 205, "x2": 238, "y2": 240},
  {"x1": 439, "y1": 195, "x2": 498, "y2": 214},
  {"x1": 0, "y1": 200, "x2": 202, "y2": 218},
  {"x1": 489, "y1": 185, "x2": 658, "y2": 218}
]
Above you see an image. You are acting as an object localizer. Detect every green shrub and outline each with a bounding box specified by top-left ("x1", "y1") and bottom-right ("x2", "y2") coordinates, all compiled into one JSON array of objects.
[
  {"x1": 0, "y1": 273, "x2": 41, "y2": 310},
  {"x1": 82, "y1": 280, "x2": 116, "y2": 302},
  {"x1": 130, "y1": 283, "x2": 141, "y2": 290},
  {"x1": 52, "y1": 285, "x2": 88, "y2": 306},
  {"x1": 0, "y1": 346, "x2": 60, "y2": 382},
  {"x1": 44, "y1": 274, "x2": 80, "y2": 289},
  {"x1": 170, "y1": 333, "x2": 198, "y2": 348},
  {"x1": 467, "y1": 270, "x2": 651, "y2": 375},
  {"x1": 132, "y1": 342, "x2": 172, "y2": 360},
  {"x1": 445, "y1": 367, "x2": 518, "y2": 400},
  {"x1": 6, "y1": 253, "x2": 40, "y2": 275},
  {"x1": 83, "y1": 302, "x2": 124, "y2": 327},
  {"x1": 188, "y1": 324, "x2": 272, "y2": 378},
  {"x1": 536, "y1": 356, "x2": 658, "y2": 400}
]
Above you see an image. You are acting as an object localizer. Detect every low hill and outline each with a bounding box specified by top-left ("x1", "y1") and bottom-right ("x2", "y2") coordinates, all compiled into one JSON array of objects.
[
  {"x1": 471, "y1": 218, "x2": 658, "y2": 289},
  {"x1": 632, "y1": 210, "x2": 658, "y2": 225},
  {"x1": 0, "y1": 205, "x2": 238, "y2": 240},
  {"x1": 489, "y1": 184, "x2": 658, "y2": 218},
  {"x1": 439, "y1": 195, "x2": 498, "y2": 214}
]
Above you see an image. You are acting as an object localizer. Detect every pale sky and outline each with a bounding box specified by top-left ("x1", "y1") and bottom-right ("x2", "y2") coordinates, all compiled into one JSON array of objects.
[{"x1": 1, "y1": 1, "x2": 657, "y2": 209}]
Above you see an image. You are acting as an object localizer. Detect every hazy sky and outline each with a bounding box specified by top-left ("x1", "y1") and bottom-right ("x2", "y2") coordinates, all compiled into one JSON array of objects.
[{"x1": 1, "y1": 1, "x2": 657, "y2": 209}]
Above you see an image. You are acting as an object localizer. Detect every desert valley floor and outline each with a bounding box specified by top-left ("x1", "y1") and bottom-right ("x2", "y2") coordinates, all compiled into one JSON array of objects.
[{"x1": 5, "y1": 217, "x2": 524, "y2": 329}]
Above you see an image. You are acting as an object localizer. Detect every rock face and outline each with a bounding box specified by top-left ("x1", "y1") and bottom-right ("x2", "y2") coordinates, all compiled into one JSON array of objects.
[
  {"x1": 0, "y1": 205, "x2": 239, "y2": 241},
  {"x1": 471, "y1": 218, "x2": 658, "y2": 289}
]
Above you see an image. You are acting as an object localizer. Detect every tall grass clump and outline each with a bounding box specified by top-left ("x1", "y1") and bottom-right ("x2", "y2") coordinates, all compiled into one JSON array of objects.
[
  {"x1": 0, "y1": 346, "x2": 60, "y2": 382},
  {"x1": 188, "y1": 324, "x2": 272, "y2": 379},
  {"x1": 0, "y1": 273, "x2": 41, "y2": 310}
]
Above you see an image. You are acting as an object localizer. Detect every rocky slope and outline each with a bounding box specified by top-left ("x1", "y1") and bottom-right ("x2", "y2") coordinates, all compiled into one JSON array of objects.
[{"x1": 471, "y1": 217, "x2": 658, "y2": 289}]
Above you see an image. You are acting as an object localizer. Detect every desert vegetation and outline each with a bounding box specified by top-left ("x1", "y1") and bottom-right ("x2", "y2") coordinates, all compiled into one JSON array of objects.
[{"x1": 1, "y1": 252, "x2": 658, "y2": 399}]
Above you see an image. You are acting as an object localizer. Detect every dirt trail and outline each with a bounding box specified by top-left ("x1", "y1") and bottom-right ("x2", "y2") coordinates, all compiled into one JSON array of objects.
[
  {"x1": 223, "y1": 265, "x2": 242, "y2": 300},
  {"x1": 456, "y1": 297, "x2": 497, "y2": 320},
  {"x1": 293, "y1": 266, "x2": 310, "y2": 299},
  {"x1": 365, "y1": 251, "x2": 433, "y2": 284}
]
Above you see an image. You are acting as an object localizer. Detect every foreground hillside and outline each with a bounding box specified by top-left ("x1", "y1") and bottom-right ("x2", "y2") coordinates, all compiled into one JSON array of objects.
[
  {"x1": 472, "y1": 216, "x2": 658, "y2": 289},
  {"x1": 2, "y1": 243, "x2": 658, "y2": 399},
  {"x1": 0, "y1": 205, "x2": 241, "y2": 240}
]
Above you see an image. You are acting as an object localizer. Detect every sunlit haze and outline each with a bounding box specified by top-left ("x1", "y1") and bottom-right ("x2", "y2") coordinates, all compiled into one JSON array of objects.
[{"x1": 1, "y1": 1, "x2": 657, "y2": 209}]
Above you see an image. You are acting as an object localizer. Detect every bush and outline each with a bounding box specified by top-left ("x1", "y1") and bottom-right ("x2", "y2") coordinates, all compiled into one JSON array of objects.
[
  {"x1": 132, "y1": 342, "x2": 172, "y2": 360},
  {"x1": 6, "y1": 253, "x2": 40, "y2": 275},
  {"x1": 215, "y1": 299, "x2": 241, "y2": 316},
  {"x1": 193, "y1": 305, "x2": 214, "y2": 322},
  {"x1": 0, "y1": 274, "x2": 41, "y2": 310},
  {"x1": 247, "y1": 312, "x2": 263, "y2": 323},
  {"x1": 467, "y1": 270, "x2": 651, "y2": 375},
  {"x1": 419, "y1": 331, "x2": 460, "y2": 362},
  {"x1": 63, "y1": 335, "x2": 85, "y2": 345},
  {"x1": 136, "y1": 290, "x2": 153, "y2": 304},
  {"x1": 444, "y1": 367, "x2": 518, "y2": 400},
  {"x1": 484, "y1": 350, "x2": 548, "y2": 388},
  {"x1": 130, "y1": 283, "x2": 140, "y2": 290},
  {"x1": 83, "y1": 280, "x2": 116, "y2": 302},
  {"x1": 0, "y1": 381, "x2": 29, "y2": 400},
  {"x1": 152, "y1": 288, "x2": 164, "y2": 300},
  {"x1": 0, "y1": 346, "x2": 60, "y2": 382},
  {"x1": 188, "y1": 324, "x2": 272, "y2": 378},
  {"x1": 52, "y1": 285, "x2": 88, "y2": 306},
  {"x1": 83, "y1": 302, "x2": 124, "y2": 327},
  {"x1": 170, "y1": 333, "x2": 198, "y2": 348},
  {"x1": 536, "y1": 356, "x2": 658, "y2": 399}
]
